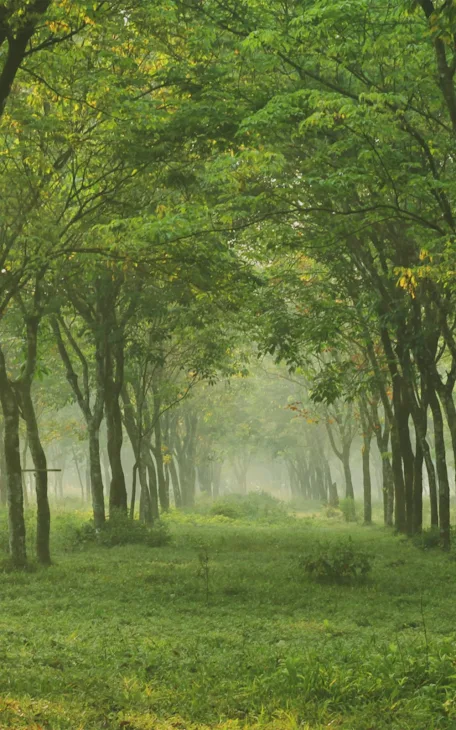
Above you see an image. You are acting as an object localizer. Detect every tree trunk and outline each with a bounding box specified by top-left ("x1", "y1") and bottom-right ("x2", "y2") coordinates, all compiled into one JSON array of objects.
[
  {"x1": 87, "y1": 425, "x2": 105, "y2": 529},
  {"x1": 0, "y1": 417, "x2": 6, "y2": 506},
  {"x1": 396, "y1": 398, "x2": 415, "y2": 535},
  {"x1": 362, "y1": 438, "x2": 372, "y2": 525},
  {"x1": 383, "y1": 456, "x2": 394, "y2": 527},
  {"x1": 440, "y1": 388, "x2": 456, "y2": 510},
  {"x1": 153, "y1": 419, "x2": 169, "y2": 512},
  {"x1": 19, "y1": 386, "x2": 51, "y2": 565},
  {"x1": 342, "y1": 445, "x2": 354, "y2": 499},
  {"x1": 130, "y1": 463, "x2": 138, "y2": 519},
  {"x1": 106, "y1": 394, "x2": 127, "y2": 514},
  {"x1": 168, "y1": 457, "x2": 182, "y2": 508},
  {"x1": 21, "y1": 434, "x2": 29, "y2": 508},
  {"x1": 324, "y1": 460, "x2": 338, "y2": 506},
  {"x1": 102, "y1": 447, "x2": 110, "y2": 500},
  {"x1": 413, "y1": 439, "x2": 424, "y2": 535},
  {"x1": 0, "y1": 352, "x2": 26, "y2": 568},
  {"x1": 390, "y1": 423, "x2": 406, "y2": 532},
  {"x1": 145, "y1": 449, "x2": 159, "y2": 520},
  {"x1": 413, "y1": 407, "x2": 438, "y2": 530},
  {"x1": 105, "y1": 339, "x2": 127, "y2": 515},
  {"x1": 429, "y1": 388, "x2": 450, "y2": 549}
]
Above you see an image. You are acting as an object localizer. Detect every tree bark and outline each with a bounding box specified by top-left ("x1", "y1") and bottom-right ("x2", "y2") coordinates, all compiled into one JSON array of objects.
[
  {"x1": 413, "y1": 440, "x2": 424, "y2": 535},
  {"x1": 153, "y1": 418, "x2": 169, "y2": 512},
  {"x1": 168, "y1": 457, "x2": 182, "y2": 507},
  {"x1": 19, "y1": 385, "x2": 50, "y2": 564},
  {"x1": 383, "y1": 456, "x2": 394, "y2": 527},
  {"x1": 144, "y1": 448, "x2": 159, "y2": 520},
  {"x1": 88, "y1": 425, "x2": 106, "y2": 529},
  {"x1": 0, "y1": 347, "x2": 26, "y2": 568},
  {"x1": 342, "y1": 445, "x2": 354, "y2": 499},
  {"x1": 0, "y1": 417, "x2": 6, "y2": 506},
  {"x1": 429, "y1": 387, "x2": 450, "y2": 549},
  {"x1": 106, "y1": 342, "x2": 127, "y2": 514}
]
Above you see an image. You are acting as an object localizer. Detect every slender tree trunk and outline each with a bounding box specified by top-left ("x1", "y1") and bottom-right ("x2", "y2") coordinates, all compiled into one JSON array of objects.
[
  {"x1": 0, "y1": 417, "x2": 6, "y2": 506},
  {"x1": 396, "y1": 398, "x2": 415, "y2": 535},
  {"x1": 21, "y1": 434, "x2": 29, "y2": 508},
  {"x1": 383, "y1": 456, "x2": 394, "y2": 527},
  {"x1": 19, "y1": 386, "x2": 51, "y2": 565},
  {"x1": 360, "y1": 403, "x2": 372, "y2": 524},
  {"x1": 413, "y1": 439, "x2": 424, "y2": 535},
  {"x1": 106, "y1": 395, "x2": 127, "y2": 514},
  {"x1": 145, "y1": 449, "x2": 159, "y2": 520},
  {"x1": 0, "y1": 352, "x2": 26, "y2": 567},
  {"x1": 380, "y1": 326, "x2": 407, "y2": 532},
  {"x1": 362, "y1": 438, "x2": 372, "y2": 525},
  {"x1": 390, "y1": 422, "x2": 406, "y2": 532},
  {"x1": 106, "y1": 341, "x2": 127, "y2": 515},
  {"x1": 102, "y1": 448, "x2": 110, "y2": 500},
  {"x1": 324, "y1": 460, "x2": 338, "y2": 506},
  {"x1": 153, "y1": 420, "x2": 169, "y2": 512},
  {"x1": 88, "y1": 425, "x2": 106, "y2": 529},
  {"x1": 342, "y1": 445, "x2": 354, "y2": 499},
  {"x1": 429, "y1": 388, "x2": 450, "y2": 549},
  {"x1": 168, "y1": 457, "x2": 182, "y2": 508},
  {"x1": 130, "y1": 463, "x2": 138, "y2": 519},
  {"x1": 413, "y1": 403, "x2": 438, "y2": 530},
  {"x1": 440, "y1": 388, "x2": 456, "y2": 505}
]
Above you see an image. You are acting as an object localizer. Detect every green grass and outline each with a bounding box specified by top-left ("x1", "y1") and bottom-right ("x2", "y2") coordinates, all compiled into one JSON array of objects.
[{"x1": 1, "y1": 502, "x2": 456, "y2": 729}]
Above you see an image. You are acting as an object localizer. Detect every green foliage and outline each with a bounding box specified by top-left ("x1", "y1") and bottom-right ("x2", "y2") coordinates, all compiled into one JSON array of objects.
[
  {"x1": 323, "y1": 505, "x2": 343, "y2": 520},
  {"x1": 412, "y1": 527, "x2": 442, "y2": 551},
  {"x1": 339, "y1": 496, "x2": 357, "y2": 522},
  {"x1": 209, "y1": 491, "x2": 290, "y2": 523},
  {"x1": 302, "y1": 537, "x2": 372, "y2": 584},
  {"x1": 209, "y1": 501, "x2": 243, "y2": 520},
  {"x1": 72, "y1": 513, "x2": 171, "y2": 549}
]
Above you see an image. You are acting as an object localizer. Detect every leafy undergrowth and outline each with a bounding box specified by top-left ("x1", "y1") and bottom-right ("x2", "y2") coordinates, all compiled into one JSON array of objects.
[
  {"x1": 167, "y1": 491, "x2": 293, "y2": 526},
  {"x1": 1, "y1": 507, "x2": 456, "y2": 728}
]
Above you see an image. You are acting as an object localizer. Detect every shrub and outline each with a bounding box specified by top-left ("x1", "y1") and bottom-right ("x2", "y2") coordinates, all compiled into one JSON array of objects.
[
  {"x1": 72, "y1": 513, "x2": 171, "y2": 549},
  {"x1": 209, "y1": 502, "x2": 242, "y2": 520},
  {"x1": 324, "y1": 505, "x2": 342, "y2": 519},
  {"x1": 339, "y1": 497, "x2": 357, "y2": 522},
  {"x1": 302, "y1": 537, "x2": 372, "y2": 583},
  {"x1": 412, "y1": 527, "x2": 441, "y2": 550},
  {"x1": 209, "y1": 491, "x2": 289, "y2": 523}
]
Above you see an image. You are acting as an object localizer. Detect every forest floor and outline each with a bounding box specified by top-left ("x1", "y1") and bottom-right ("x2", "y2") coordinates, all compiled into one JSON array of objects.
[{"x1": 1, "y1": 500, "x2": 456, "y2": 729}]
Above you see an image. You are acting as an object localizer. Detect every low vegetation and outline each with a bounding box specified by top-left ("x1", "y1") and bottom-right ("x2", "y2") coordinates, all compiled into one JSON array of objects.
[{"x1": 1, "y1": 500, "x2": 456, "y2": 730}]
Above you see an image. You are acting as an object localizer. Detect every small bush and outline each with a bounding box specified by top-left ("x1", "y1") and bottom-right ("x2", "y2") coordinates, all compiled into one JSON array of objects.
[
  {"x1": 412, "y1": 527, "x2": 441, "y2": 550},
  {"x1": 209, "y1": 491, "x2": 289, "y2": 523},
  {"x1": 73, "y1": 513, "x2": 171, "y2": 549},
  {"x1": 209, "y1": 502, "x2": 242, "y2": 520},
  {"x1": 324, "y1": 505, "x2": 342, "y2": 519},
  {"x1": 302, "y1": 537, "x2": 371, "y2": 583},
  {"x1": 339, "y1": 497, "x2": 357, "y2": 522}
]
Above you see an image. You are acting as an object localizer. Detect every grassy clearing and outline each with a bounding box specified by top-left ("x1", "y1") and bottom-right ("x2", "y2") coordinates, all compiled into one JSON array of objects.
[{"x1": 1, "y1": 500, "x2": 456, "y2": 729}]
